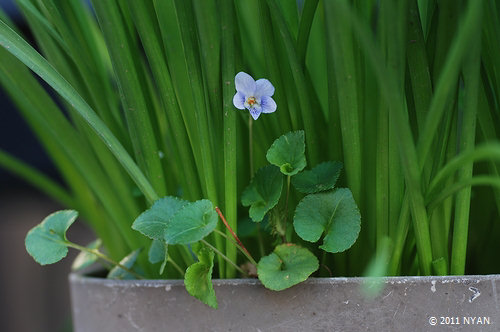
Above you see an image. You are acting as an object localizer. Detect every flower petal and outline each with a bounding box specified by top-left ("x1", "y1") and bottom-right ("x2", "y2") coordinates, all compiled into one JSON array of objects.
[
  {"x1": 233, "y1": 92, "x2": 246, "y2": 109},
  {"x1": 260, "y1": 96, "x2": 277, "y2": 114},
  {"x1": 255, "y1": 78, "x2": 275, "y2": 97},
  {"x1": 249, "y1": 108, "x2": 261, "y2": 120},
  {"x1": 235, "y1": 72, "x2": 256, "y2": 96}
]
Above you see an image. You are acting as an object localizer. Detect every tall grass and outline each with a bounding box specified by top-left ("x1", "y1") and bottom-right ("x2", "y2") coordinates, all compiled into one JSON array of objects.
[{"x1": 1, "y1": 0, "x2": 499, "y2": 278}]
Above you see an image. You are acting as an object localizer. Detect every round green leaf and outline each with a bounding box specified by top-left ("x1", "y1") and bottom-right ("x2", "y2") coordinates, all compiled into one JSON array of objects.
[
  {"x1": 241, "y1": 165, "x2": 283, "y2": 222},
  {"x1": 132, "y1": 196, "x2": 189, "y2": 241},
  {"x1": 291, "y1": 161, "x2": 343, "y2": 193},
  {"x1": 148, "y1": 239, "x2": 168, "y2": 275},
  {"x1": 266, "y1": 131, "x2": 307, "y2": 176},
  {"x1": 293, "y1": 189, "x2": 361, "y2": 253},
  {"x1": 25, "y1": 210, "x2": 78, "y2": 265},
  {"x1": 148, "y1": 239, "x2": 167, "y2": 264},
  {"x1": 71, "y1": 238, "x2": 102, "y2": 271},
  {"x1": 257, "y1": 244, "x2": 318, "y2": 291},
  {"x1": 184, "y1": 244, "x2": 217, "y2": 308},
  {"x1": 107, "y1": 248, "x2": 141, "y2": 280},
  {"x1": 164, "y1": 199, "x2": 218, "y2": 245}
]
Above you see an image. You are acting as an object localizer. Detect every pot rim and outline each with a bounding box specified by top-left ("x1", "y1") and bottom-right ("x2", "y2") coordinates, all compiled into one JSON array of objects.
[{"x1": 69, "y1": 270, "x2": 500, "y2": 288}]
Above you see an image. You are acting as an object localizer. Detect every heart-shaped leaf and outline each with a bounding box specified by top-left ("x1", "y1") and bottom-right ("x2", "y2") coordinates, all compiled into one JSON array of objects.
[
  {"x1": 241, "y1": 165, "x2": 283, "y2": 222},
  {"x1": 292, "y1": 161, "x2": 343, "y2": 193},
  {"x1": 184, "y1": 243, "x2": 217, "y2": 308},
  {"x1": 293, "y1": 189, "x2": 361, "y2": 253},
  {"x1": 107, "y1": 248, "x2": 141, "y2": 280},
  {"x1": 132, "y1": 197, "x2": 217, "y2": 245},
  {"x1": 266, "y1": 131, "x2": 307, "y2": 176},
  {"x1": 25, "y1": 210, "x2": 78, "y2": 265},
  {"x1": 257, "y1": 244, "x2": 318, "y2": 291},
  {"x1": 132, "y1": 196, "x2": 189, "y2": 240},
  {"x1": 164, "y1": 199, "x2": 218, "y2": 244},
  {"x1": 148, "y1": 239, "x2": 168, "y2": 275},
  {"x1": 71, "y1": 238, "x2": 102, "y2": 271}
]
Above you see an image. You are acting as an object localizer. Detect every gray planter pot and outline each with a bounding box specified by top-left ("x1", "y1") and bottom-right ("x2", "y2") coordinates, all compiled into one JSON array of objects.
[{"x1": 70, "y1": 272, "x2": 500, "y2": 331}]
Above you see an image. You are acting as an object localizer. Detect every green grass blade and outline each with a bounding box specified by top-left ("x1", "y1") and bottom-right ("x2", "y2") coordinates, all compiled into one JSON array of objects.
[
  {"x1": 428, "y1": 176, "x2": 500, "y2": 211},
  {"x1": 477, "y1": 81, "x2": 500, "y2": 217},
  {"x1": 0, "y1": 150, "x2": 74, "y2": 207},
  {"x1": 297, "y1": 0, "x2": 319, "y2": 65},
  {"x1": 450, "y1": 26, "x2": 482, "y2": 274},
  {"x1": 257, "y1": 0, "x2": 293, "y2": 134},
  {"x1": 192, "y1": 0, "x2": 221, "y2": 128},
  {"x1": 417, "y1": 0, "x2": 483, "y2": 171},
  {"x1": 323, "y1": 0, "x2": 362, "y2": 205},
  {"x1": 126, "y1": 0, "x2": 201, "y2": 201},
  {"x1": 153, "y1": 0, "x2": 212, "y2": 200},
  {"x1": 0, "y1": 47, "x2": 131, "y2": 259},
  {"x1": 267, "y1": 0, "x2": 323, "y2": 166},
  {"x1": 221, "y1": 0, "x2": 238, "y2": 277},
  {"x1": 25, "y1": 0, "x2": 141, "y2": 220},
  {"x1": 91, "y1": 0, "x2": 166, "y2": 198},
  {"x1": 154, "y1": 0, "x2": 223, "y2": 275},
  {"x1": 328, "y1": 0, "x2": 433, "y2": 274},
  {"x1": 0, "y1": 18, "x2": 158, "y2": 203},
  {"x1": 407, "y1": 0, "x2": 433, "y2": 133},
  {"x1": 16, "y1": 0, "x2": 69, "y2": 54},
  {"x1": 40, "y1": 0, "x2": 126, "y2": 140},
  {"x1": 426, "y1": 143, "x2": 500, "y2": 201}
]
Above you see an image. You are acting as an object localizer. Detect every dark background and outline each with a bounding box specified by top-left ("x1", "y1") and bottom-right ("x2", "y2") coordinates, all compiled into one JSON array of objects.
[{"x1": 1, "y1": 1, "x2": 92, "y2": 331}]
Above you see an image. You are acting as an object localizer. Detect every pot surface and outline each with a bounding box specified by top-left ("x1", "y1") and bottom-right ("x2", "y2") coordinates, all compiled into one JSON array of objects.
[{"x1": 70, "y1": 273, "x2": 500, "y2": 331}]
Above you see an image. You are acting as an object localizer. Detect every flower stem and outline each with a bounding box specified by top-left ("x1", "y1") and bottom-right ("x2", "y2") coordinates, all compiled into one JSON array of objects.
[
  {"x1": 200, "y1": 239, "x2": 246, "y2": 276},
  {"x1": 167, "y1": 257, "x2": 185, "y2": 277},
  {"x1": 66, "y1": 242, "x2": 144, "y2": 279},
  {"x1": 283, "y1": 175, "x2": 291, "y2": 243},
  {"x1": 214, "y1": 229, "x2": 257, "y2": 266},
  {"x1": 215, "y1": 207, "x2": 255, "y2": 264},
  {"x1": 249, "y1": 114, "x2": 265, "y2": 256},
  {"x1": 249, "y1": 114, "x2": 254, "y2": 176}
]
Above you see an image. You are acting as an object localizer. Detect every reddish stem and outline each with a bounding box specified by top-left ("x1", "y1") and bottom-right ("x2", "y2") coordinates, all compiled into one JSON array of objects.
[{"x1": 215, "y1": 206, "x2": 253, "y2": 262}]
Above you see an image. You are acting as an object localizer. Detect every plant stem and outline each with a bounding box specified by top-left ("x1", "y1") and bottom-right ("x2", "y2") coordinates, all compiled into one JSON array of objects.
[
  {"x1": 249, "y1": 114, "x2": 254, "y2": 176},
  {"x1": 66, "y1": 242, "x2": 144, "y2": 280},
  {"x1": 200, "y1": 240, "x2": 246, "y2": 276},
  {"x1": 215, "y1": 207, "x2": 256, "y2": 265},
  {"x1": 249, "y1": 114, "x2": 265, "y2": 257},
  {"x1": 283, "y1": 175, "x2": 291, "y2": 243},
  {"x1": 214, "y1": 229, "x2": 257, "y2": 266},
  {"x1": 256, "y1": 224, "x2": 266, "y2": 257},
  {"x1": 167, "y1": 257, "x2": 185, "y2": 277}
]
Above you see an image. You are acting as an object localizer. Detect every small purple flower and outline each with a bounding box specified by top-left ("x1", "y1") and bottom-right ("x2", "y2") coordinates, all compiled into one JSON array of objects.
[{"x1": 233, "y1": 72, "x2": 277, "y2": 120}]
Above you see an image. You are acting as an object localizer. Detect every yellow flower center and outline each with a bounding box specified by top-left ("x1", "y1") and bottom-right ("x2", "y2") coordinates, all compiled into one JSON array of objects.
[{"x1": 247, "y1": 96, "x2": 256, "y2": 106}]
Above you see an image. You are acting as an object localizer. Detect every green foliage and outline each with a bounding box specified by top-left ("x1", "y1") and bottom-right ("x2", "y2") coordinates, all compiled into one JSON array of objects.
[
  {"x1": 266, "y1": 131, "x2": 307, "y2": 176},
  {"x1": 291, "y1": 161, "x2": 343, "y2": 194},
  {"x1": 72, "y1": 238, "x2": 102, "y2": 271},
  {"x1": 148, "y1": 239, "x2": 168, "y2": 275},
  {"x1": 294, "y1": 189, "x2": 361, "y2": 253},
  {"x1": 25, "y1": 210, "x2": 77, "y2": 265},
  {"x1": 132, "y1": 197, "x2": 189, "y2": 241},
  {"x1": 163, "y1": 200, "x2": 218, "y2": 245},
  {"x1": 3, "y1": 0, "x2": 500, "y2": 309},
  {"x1": 133, "y1": 197, "x2": 218, "y2": 245},
  {"x1": 238, "y1": 129, "x2": 360, "y2": 291},
  {"x1": 241, "y1": 165, "x2": 283, "y2": 222},
  {"x1": 184, "y1": 243, "x2": 217, "y2": 308},
  {"x1": 257, "y1": 244, "x2": 318, "y2": 291},
  {"x1": 107, "y1": 249, "x2": 142, "y2": 280}
]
